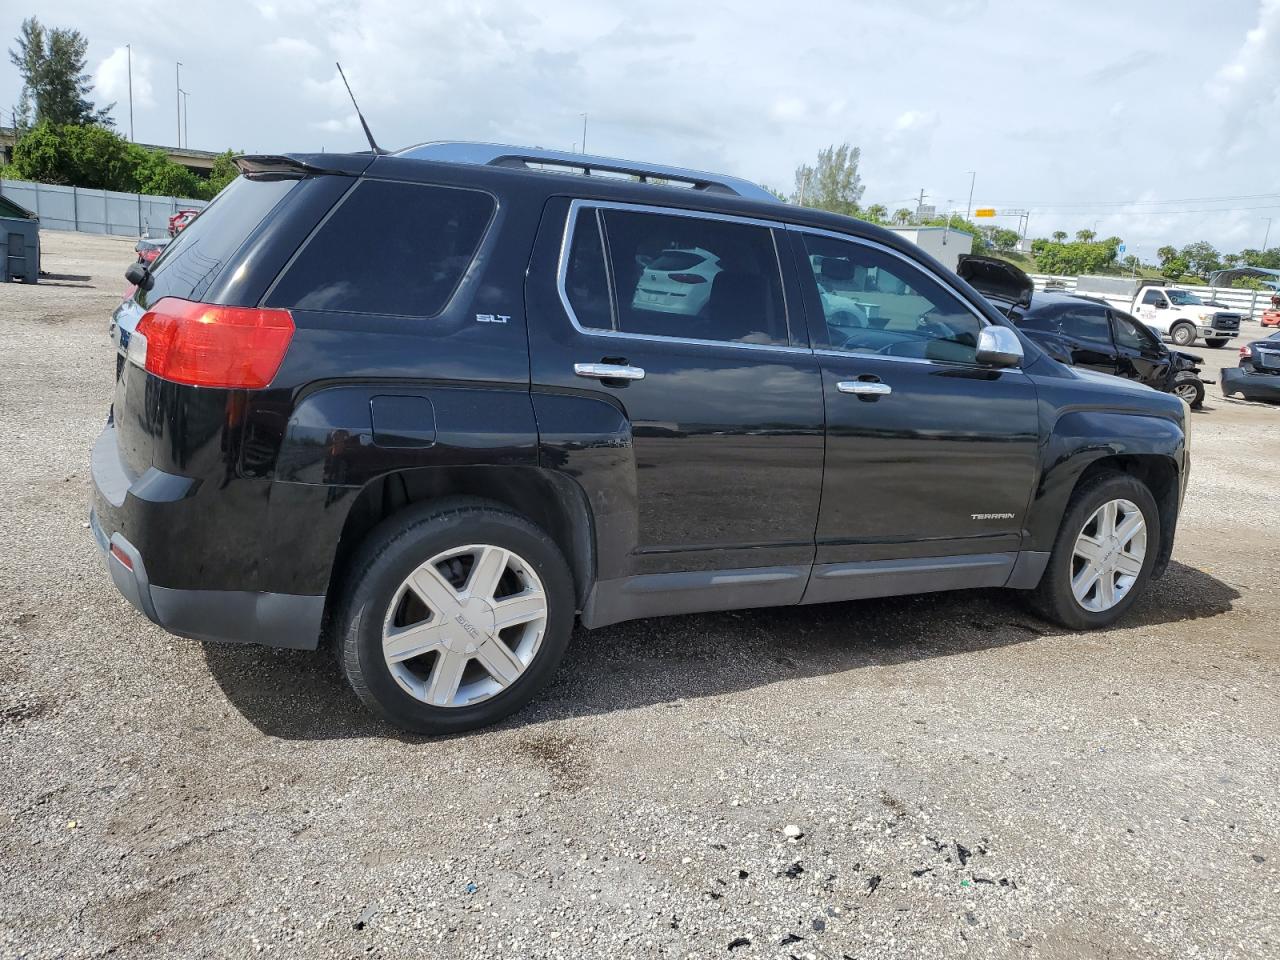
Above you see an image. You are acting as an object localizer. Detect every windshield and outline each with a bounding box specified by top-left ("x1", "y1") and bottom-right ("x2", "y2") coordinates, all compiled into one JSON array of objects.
[{"x1": 1166, "y1": 290, "x2": 1205, "y2": 306}]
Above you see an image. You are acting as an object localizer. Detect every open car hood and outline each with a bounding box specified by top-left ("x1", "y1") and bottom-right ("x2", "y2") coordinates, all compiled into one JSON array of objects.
[{"x1": 957, "y1": 255, "x2": 1034, "y2": 309}]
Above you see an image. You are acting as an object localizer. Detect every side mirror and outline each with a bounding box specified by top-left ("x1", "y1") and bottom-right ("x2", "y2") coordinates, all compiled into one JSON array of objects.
[
  {"x1": 124, "y1": 260, "x2": 153, "y2": 291},
  {"x1": 975, "y1": 326, "x2": 1024, "y2": 368}
]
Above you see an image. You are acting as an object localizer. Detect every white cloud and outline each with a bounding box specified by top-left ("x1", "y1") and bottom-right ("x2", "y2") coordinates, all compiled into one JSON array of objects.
[
  {"x1": 94, "y1": 46, "x2": 154, "y2": 111},
  {"x1": 1208, "y1": 0, "x2": 1280, "y2": 155},
  {"x1": 264, "y1": 36, "x2": 321, "y2": 60}
]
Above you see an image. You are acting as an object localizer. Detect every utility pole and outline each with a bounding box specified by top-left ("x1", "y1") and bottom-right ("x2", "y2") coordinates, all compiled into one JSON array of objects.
[
  {"x1": 180, "y1": 89, "x2": 189, "y2": 149},
  {"x1": 580, "y1": 113, "x2": 588, "y2": 153},
  {"x1": 964, "y1": 171, "x2": 976, "y2": 221},
  {"x1": 127, "y1": 44, "x2": 134, "y2": 142},
  {"x1": 916, "y1": 188, "x2": 928, "y2": 223},
  {"x1": 175, "y1": 61, "x2": 182, "y2": 147},
  {"x1": 1264, "y1": 217, "x2": 1273, "y2": 251}
]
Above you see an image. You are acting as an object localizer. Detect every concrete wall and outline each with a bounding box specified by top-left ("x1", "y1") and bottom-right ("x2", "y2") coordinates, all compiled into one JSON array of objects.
[{"x1": 0, "y1": 179, "x2": 208, "y2": 239}]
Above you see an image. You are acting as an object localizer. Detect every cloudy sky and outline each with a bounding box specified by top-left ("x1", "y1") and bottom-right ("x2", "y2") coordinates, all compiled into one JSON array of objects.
[{"x1": 5, "y1": 0, "x2": 1278, "y2": 260}]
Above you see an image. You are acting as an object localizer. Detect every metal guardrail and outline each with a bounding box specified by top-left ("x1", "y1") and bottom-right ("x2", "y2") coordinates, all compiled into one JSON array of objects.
[
  {"x1": 0, "y1": 178, "x2": 208, "y2": 239},
  {"x1": 1028, "y1": 274, "x2": 1275, "y2": 322}
]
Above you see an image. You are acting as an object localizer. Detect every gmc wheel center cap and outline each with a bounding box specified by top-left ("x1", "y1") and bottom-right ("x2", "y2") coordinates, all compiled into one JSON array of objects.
[{"x1": 445, "y1": 597, "x2": 497, "y2": 653}]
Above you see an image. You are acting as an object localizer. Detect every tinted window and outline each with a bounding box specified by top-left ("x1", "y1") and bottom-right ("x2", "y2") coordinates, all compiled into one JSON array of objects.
[
  {"x1": 568, "y1": 207, "x2": 788, "y2": 346},
  {"x1": 564, "y1": 208, "x2": 614, "y2": 330},
  {"x1": 140, "y1": 176, "x2": 297, "y2": 307},
  {"x1": 1142, "y1": 289, "x2": 1165, "y2": 305},
  {"x1": 1113, "y1": 311, "x2": 1158, "y2": 350},
  {"x1": 1058, "y1": 307, "x2": 1112, "y2": 343},
  {"x1": 269, "y1": 180, "x2": 494, "y2": 317},
  {"x1": 798, "y1": 233, "x2": 982, "y2": 363}
]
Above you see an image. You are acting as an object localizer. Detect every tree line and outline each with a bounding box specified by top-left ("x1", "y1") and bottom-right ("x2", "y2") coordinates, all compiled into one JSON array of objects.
[
  {"x1": 782, "y1": 142, "x2": 1278, "y2": 284},
  {"x1": 4, "y1": 17, "x2": 238, "y2": 200}
]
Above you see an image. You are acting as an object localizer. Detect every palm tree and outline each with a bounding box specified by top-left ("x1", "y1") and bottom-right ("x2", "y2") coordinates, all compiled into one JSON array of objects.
[
  {"x1": 892, "y1": 208, "x2": 912, "y2": 225},
  {"x1": 1051, "y1": 230, "x2": 1068, "y2": 243},
  {"x1": 864, "y1": 203, "x2": 888, "y2": 223},
  {"x1": 1075, "y1": 229, "x2": 1096, "y2": 243}
]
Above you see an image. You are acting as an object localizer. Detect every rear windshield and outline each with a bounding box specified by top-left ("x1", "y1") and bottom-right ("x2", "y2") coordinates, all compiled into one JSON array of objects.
[
  {"x1": 648, "y1": 250, "x2": 706, "y2": 271},
  {"x1": 139, "y1": 176, "x2": 298, "y2": 308},
  {"x1": 266, "y1": 180, "x2": 495, "y2": 318}
]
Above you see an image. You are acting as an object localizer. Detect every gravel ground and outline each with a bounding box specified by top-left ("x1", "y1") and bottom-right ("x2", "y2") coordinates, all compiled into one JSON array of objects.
[{"x1": 1, "y1": 230, "x2": 1278, "y2": 960}]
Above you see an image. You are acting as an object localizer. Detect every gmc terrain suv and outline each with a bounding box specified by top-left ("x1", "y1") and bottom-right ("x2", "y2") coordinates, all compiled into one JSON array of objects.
[{"x1": 92, "y1": 143, "x2": 1189, "y2": 733}]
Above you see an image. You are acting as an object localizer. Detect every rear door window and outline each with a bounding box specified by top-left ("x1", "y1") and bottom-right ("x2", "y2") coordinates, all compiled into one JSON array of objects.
[
  {"x1": 268, "y1": 180, "x2": 495, "y2": 317},
  {"x1": 1057, "y1": 306, "x2": 1112, "y2": 344},
  {"x1": 140, "y1": 175, "x2": 297, "y2": 307},
  {"x1": 564, "y1": 205, "x2": 789, "y2": 346}
]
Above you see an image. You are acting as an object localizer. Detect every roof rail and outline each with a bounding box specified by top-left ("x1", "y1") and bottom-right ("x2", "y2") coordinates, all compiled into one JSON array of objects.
[{"x1": 394, "y1": 141, "x2": 778, "y2": 203}]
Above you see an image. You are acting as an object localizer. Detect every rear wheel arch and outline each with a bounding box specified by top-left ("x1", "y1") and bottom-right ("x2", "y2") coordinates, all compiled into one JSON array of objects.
[{"x1": 324, "y1": 466, "x2": 595, "y2": 631}]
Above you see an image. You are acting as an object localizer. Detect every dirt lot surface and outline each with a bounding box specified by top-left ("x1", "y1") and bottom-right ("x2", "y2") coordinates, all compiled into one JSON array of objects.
[{"x1": 2, "y1": 231, "x2": 1278, "y2": 960}]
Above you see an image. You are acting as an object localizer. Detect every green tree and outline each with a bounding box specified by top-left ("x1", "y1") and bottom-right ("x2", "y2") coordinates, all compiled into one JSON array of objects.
[
  {"x1": 863, "y1": 203, "x2": 888, "y2": 224},
  {"x1": 792, "y1": 142, "x2": 865, "y2": 215},
  {"x1": 1222, "y1": 252, "x2": 1242, "y2": 268},
  {"x1": 1121, "y1": 254, "x2": 1141, "y2": 273},
  {"x1": 1051, "y1": 230, "x2": 1067, "y2": 243},
  {"x1": 10, "y1": 121, "x2": 132, "y2": 188},
  {"x1": 202, "y1": 149, "x2": 242, "y2": 199},
  {"x1": 1156, "y1": 245, "x2": 1177, "y2": 267},
  {"x1": 1240, "y1": 247, "x2": 1280, "y2": 269},
  {"x1": 1160, "y1": 256, "x2": 1189, "y2": 281},
  {"x1": 1178, "y1": 241, "x2": 1221, "y2": 279},
  {"x1": 1074, "y1": 229, "x2": 1096, "y2": 243},
  {"x1": 9, "y1": 17, "x2": 112, "y2": 127},
  {"x1": 990, "y1": 227, "x2": 1020, "y2": 254},
  {"x1": 891, "y1": 208, "x2": 912, "y2": 225}
]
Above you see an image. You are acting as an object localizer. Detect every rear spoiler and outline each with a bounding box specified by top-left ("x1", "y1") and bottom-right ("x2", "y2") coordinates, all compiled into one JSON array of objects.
[{"x1": 234, "y1": 153, "x2": 377, "y2": 180}]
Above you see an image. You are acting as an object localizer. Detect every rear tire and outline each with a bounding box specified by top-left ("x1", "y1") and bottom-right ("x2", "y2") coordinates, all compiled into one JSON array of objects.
[
  {"x1": 1205, "y1": 338, "x2": 1228, "y2": 349},
  {"x1": 1030, "y1": 472, "x2": 1160, "y2": 630},
  {"x1": 1170, "y1": 323, "x2": 1196, "y2": 346},
  {"x1": 335, "y1": 500, "x2": 575, "y2": 735},
  {"x1": 1171, "y1": 372, "x2": 1204, "y2": 408}
]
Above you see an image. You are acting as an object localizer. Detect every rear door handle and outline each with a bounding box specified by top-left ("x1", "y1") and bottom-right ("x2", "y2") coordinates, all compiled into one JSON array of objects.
[
  {"x1": 836, "y1": 380, "x2": 891, "y2": 396},
  {"x1": 574, "y1": 363, "x2": 646, "y2": 381}
]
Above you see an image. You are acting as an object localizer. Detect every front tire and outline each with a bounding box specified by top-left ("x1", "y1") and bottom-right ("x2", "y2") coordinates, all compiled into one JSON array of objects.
[
  {"x1": 1170, "y1": 323, "x2": 1196, "y2": 346},
  {"x1": 1030, "y1": 472, "x2": 1160, "y2": 629},
  {"x1": 335, "y1": 500, "x2": 575, "y2": 735},
  {"x1": 1204, "y1": 338, "x2": 1228, "y2": 348},
  {"x1": 1171, "y1": 372, "x2": 1205, "y2": 408}
]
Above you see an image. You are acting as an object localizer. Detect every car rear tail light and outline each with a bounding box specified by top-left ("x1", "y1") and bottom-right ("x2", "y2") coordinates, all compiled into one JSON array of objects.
[
  {"x1": 669, "y1": 273, "x2": 707, "y2": 284},
  {"x1": 1240, "y1": 344, "x2": 1251, "y2": 358},
  {"x1": 134, "y1": 297, "x2": 294, "y2": 389}
]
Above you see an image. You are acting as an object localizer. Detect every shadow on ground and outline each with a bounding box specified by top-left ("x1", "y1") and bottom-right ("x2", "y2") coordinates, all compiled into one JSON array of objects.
[{"x1": 203, "y1": 559, "x2": 1239, "y2": 742}]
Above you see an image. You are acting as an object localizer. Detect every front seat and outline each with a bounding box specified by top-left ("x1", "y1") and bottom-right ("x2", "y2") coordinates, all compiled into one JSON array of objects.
[{"x1": 701, "y1": 270, "x2": 770, "y2": 343}]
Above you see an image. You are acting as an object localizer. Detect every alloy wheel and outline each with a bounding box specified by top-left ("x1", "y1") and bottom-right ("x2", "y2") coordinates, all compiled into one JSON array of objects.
[
  {"x1": 381, "y1": 544, "x2": 548, "y2": 708},
  {"x1": 1172, "y1": 381, "x2": 1200, "y2": 404},
  {"x1": 1070, "y1": 499, "x2": 1147, "y2": 613}
]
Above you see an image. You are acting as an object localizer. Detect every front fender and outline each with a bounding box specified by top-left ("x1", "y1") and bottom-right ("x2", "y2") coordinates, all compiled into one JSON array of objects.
[{"x1": 1028, "y1": 409, "x2": 1186, "y2": 552}]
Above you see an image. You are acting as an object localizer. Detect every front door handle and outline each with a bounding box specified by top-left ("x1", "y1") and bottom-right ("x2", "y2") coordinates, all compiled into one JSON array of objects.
[
  {"x1": 836, "y1": 380, "x2": 891, "y2": 396},
  {"x1": 575, "y1": 362, "x2": 646, "y2": 381}
]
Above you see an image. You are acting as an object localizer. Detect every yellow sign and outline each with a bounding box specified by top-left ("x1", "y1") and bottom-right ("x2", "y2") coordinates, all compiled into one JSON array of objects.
[{"x1": 974, "y1": 208, "x2": 997, "y2": 218}]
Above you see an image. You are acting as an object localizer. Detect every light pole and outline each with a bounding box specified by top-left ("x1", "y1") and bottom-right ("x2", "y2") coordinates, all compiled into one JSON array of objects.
[
  {"x1": 1263, "y1": 217, "x2": 1273, "y2": 251},
  {"x1": 964, "y1": 170, "x2": 976, "y2": 222},
  {"x1": 180, "y1": 89, "x2": 189, "y2": 149},
  {"x1": 175, "y1": 61, "x2": 182, "y2": 147},
  {"x1": 580, "y1": 113, "x2": 587, "y2": 153},
  {"x1": 126, "y1": 44, "x2": 134, "y2": 142}
]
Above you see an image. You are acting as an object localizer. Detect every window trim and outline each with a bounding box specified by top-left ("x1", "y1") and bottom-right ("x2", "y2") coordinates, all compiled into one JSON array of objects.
[
  {"x1": 263, "y1": 177, "x2": 499, "y2": 320},
  {"x1": 787, "y1": 225, "x2": 1023, "y2": 372},
  {"x1": 556, "y1": 198, "x2": 807, "y2": 354}
]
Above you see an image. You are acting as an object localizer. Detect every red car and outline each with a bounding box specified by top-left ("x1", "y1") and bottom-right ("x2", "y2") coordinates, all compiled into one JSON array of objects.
[{"x1": 168, "y1": 209, "x2": 200, "y2": 237}]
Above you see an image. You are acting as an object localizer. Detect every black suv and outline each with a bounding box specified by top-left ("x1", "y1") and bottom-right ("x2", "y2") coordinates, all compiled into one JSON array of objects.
[{"x1": 92, "y1": 143, "x2": 1189, "y2": 733}]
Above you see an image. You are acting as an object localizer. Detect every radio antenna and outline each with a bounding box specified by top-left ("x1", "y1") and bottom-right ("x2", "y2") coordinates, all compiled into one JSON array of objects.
[{"x1": 335, "y1": 62, "x2": 384, "y2": 155}]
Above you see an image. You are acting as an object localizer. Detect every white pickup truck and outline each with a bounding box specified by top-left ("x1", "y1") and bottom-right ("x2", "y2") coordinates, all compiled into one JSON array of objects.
[{"x1": 1074, "y1": 277, "x2": 1242, "y2": 348}]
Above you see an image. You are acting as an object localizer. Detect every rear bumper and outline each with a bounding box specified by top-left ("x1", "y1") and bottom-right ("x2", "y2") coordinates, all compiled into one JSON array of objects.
[
  {"x1": 90, "y1": 425, "x2": 325, "y2": 650},
  {"x1": 1220, "y1": 366, "x2": 1280, "y2": 402}
]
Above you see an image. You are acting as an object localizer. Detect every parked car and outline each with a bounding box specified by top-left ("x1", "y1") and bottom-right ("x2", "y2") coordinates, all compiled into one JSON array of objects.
[
  {"x1": 168, "y1": 209, "x2": 200, "y2": 237},
  {"x1": 94, "y1": 144, "x2": 1190, "y2": 734},
  {"x1": 1260, "y1": 294, "x2": 1280, "y2": 328},
  {"x1": 631, "y1": 247, "x2": 721, "y2": 316},
  {"x1": 1073, "y1": 275, "x2": 1242, "y2": 348},
  {"x1": 1221, "y1": 331, "x2": 1280, "y2": 402},
  {"x1": 133, "y1": 235, "x2": 171, "y2": 265},
  {"x1": 958, "y1": 256, "x2": 1208, "y2": 408}
]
